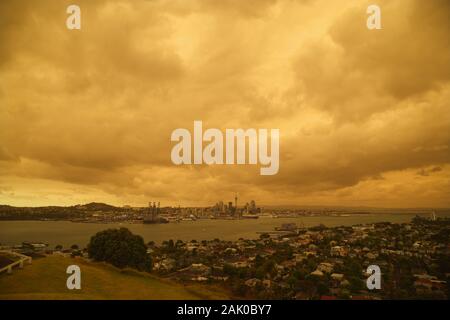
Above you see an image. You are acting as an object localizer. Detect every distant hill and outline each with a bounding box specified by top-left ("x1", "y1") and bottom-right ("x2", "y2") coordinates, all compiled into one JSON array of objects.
[
  {"x1": 0, "y1": 202, "x2": 128, "y2": 221},
  {"x1": 73, "y1": 202, "x2": 119, "y2": 211}
]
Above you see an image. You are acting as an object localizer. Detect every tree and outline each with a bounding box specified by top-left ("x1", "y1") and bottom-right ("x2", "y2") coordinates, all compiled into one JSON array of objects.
[
  {"x1": 259, "y1": 233, "x2": 270, "y2": 239},
  {"x1": 232, "y1": 282, "x2": 248, "y2": 297},
  {"x1": 87, "y1": 228, "x2": 152, "y2": 271},
  {"x1": 175, "y1": 239, "x2": 184, "y2": 247},
  {"x1": 348, "y1": 276, "x2": 364, "y2": 292},
  {"x1": 55, "y1": 244, "x2": 63, "y2": 251},
  {"x1": 262, "y1": 259, "x2": 276, "y2": 277},
  {"x1": 316, "y1": 281, "x2": 329, "y2": 296},
  {"x1": 71, "y1": 250, "x2": 82, "y2": 257},
  {"x1": 71, "y1": 244, "x2": 79, "y2": 250}
]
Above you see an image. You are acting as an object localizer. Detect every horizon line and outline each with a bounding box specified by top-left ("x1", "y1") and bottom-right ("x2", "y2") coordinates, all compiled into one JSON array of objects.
[{"x1": 0, "y1": 202, "x2": 449, "y2": 211}]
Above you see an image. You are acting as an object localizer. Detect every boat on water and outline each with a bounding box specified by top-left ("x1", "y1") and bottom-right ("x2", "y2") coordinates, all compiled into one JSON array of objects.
[
  {"x1": 143, "y1": 216, "x2": 169, "y2": 224},
  {"x1": 241, "y1": 215, "x2": 259, "y2": 219}
]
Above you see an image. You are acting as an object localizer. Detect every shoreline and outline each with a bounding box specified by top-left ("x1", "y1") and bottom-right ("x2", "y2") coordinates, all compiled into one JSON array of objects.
[{"x1": 2, "y1": 213, "x2": 450, "y2": 248}]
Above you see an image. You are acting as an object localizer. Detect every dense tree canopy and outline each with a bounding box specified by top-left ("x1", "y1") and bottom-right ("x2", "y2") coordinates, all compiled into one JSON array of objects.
[{"x1": 88, "y1": 228, "x2": 152, "y2": 271}]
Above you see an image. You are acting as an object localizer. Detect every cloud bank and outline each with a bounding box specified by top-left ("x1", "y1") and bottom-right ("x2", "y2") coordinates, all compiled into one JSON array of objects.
[{"x1": 1, "y1": 0, "x2": 449, "y2": 207}]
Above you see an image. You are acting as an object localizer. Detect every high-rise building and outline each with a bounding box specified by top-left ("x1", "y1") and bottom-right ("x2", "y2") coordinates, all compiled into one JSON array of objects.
[{"x1": 431, "y1": 211, "x2": 437, "y2": 221}]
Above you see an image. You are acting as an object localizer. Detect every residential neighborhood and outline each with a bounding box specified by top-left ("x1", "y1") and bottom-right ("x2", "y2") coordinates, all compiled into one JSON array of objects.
[
  {"x1": 149, "y1": 216, "x2": 449, "y2": 299},
  {"x1": 2, "y1": 216, "x2": 448, "y2": 300}
]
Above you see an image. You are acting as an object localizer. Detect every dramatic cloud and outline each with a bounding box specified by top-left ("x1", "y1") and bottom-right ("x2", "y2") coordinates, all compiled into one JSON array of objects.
[{"x1": 0, "y1": 0, "x2": 449, "y2": 207}]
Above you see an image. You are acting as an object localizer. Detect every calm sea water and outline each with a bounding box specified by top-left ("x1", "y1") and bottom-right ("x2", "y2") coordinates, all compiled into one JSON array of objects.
[{"x1": 1, "y1": 213, "x2": 447, "y2": 248}]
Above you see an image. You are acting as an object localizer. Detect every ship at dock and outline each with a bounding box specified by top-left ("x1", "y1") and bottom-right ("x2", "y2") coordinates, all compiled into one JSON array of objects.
[{"x1": 143, "y1": 202, "x2": 169, "y2": 224}]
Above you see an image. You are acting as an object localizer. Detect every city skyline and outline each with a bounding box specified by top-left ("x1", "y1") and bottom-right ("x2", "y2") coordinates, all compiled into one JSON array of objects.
[{"x1": 0, "y1": 198, "x2": 448, "y2": 210}]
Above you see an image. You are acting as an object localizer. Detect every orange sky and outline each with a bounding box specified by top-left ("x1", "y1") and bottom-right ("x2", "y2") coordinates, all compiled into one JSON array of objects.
[{"x1": 0, "y1": 0, "x2": 449, "y2": 208}]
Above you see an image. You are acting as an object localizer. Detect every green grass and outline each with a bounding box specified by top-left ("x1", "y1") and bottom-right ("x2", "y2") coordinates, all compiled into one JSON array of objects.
[{"x1": 0, "y1": 255, "x2": 230, "y2": 300}]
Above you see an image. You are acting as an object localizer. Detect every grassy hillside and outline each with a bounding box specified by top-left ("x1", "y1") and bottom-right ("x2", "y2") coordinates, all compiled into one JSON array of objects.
[{"x1": 0, "y1": 255, "x2": 230, "y2": 300}]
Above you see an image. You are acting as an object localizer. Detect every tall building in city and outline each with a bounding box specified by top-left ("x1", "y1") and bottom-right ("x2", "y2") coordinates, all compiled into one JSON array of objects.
[{"x1": 431, "y1": 211, "x2": 437, "y2": 221}]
